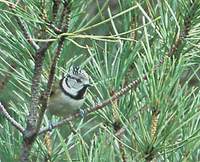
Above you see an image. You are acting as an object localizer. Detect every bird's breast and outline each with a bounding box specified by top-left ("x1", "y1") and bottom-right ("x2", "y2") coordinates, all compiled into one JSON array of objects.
[{"x1": 48, "y1": 91, "x2": 85, "y2": 117}]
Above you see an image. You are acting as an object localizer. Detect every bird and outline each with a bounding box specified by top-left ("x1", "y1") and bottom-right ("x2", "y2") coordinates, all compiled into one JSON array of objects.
[{"x1": 47, "y1": 66, "x2": 90, "y2": 117}]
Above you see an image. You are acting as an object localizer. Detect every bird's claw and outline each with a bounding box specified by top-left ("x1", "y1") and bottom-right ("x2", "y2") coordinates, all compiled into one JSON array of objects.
[{"x1": 48, "y1": 121, "x2": 53, "y2": 131}]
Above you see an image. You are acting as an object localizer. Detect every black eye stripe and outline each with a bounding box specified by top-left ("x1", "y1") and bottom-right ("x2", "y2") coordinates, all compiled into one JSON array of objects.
[
  {"x1": 76, "y1": 78, "x2": 81, "y2": 82},
  {"x1": 67, "y1": 74, "x2": 82, "y2": 83},
  {"x1": 65, "y1": 77, "x2": 70, "y2": 88},
  {"x1": 67, "y1": 74, "x2": 78, "y2": 80}
]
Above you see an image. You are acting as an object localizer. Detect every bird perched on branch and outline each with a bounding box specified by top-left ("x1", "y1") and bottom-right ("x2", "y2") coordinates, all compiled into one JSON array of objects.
[{"x1": 47, "y1": 66, "x2": 91, "y2": 117}]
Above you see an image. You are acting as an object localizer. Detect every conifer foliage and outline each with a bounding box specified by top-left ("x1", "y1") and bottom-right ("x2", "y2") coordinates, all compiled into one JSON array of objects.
[{"x1": 0, "y1": 0, "x2": 199, "y2": 161}]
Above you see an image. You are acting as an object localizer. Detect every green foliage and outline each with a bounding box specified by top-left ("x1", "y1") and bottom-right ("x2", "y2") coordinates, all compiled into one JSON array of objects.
[{"x1": 0, "y1": 0, "x2": 199, "y2": 161}]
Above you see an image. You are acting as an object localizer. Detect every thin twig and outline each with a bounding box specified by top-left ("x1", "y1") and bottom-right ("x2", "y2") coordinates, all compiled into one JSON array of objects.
[
  {"x1": 0, "y1": 102, "x2": 25, "y2": 133},
  {"x1": 7, "y1": 2, "x2": 39, "y2": 50},
  {"x1": 13, "y1": 13, "x2": 40, "y2": 50},
  {"x1": 41, "y1": 2, "x2": 71, "y2": 160},
  {"x1": 44, "y1": 0, "x2": 71, "y2": 34}
]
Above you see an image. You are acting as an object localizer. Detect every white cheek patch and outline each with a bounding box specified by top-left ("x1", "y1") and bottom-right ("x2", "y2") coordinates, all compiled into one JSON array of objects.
[{"x1": 62, "y1": 77, "x2": 78, "y2": 96}]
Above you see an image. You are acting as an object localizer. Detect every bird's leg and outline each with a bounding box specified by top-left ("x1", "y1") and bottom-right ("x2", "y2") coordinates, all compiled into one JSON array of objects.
[
  {"x1": 48, "y1": 121, "x2": 54, "y2": 131},
  {"x1": 79, "y1": 108, "x2": 86, "y2": 118}
]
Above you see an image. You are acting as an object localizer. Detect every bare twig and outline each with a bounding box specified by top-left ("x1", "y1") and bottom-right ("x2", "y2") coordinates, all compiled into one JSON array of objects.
[
  {"x1": 40, "y1": 2, "x2": 71, "y2": 160},
  {"x1": 44, "y1": 0, "x2": 71, "y2": 34},
  {"x1": 0, "y1": 102, "x2": 24, "y2": 133}
]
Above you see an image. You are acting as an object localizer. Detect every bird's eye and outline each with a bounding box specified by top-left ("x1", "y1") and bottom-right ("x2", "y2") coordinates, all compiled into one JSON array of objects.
[{"x1": 76, "y1": 79, "x2": 81, "y2": 83}]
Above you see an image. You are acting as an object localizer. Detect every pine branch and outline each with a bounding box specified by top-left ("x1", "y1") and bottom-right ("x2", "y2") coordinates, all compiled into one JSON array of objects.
[
  {"x1": 60, "y1": 0, "x2": 71, "y2": 32},
  {"x1": 0, "y1": 1, "x2": 199, "y2": 161},
  {"x1": 52, "y1": 0, "x2": 61, "y2": 21},
  {"x1": 8, "y1": 2, "x2": 40, "y2": 50},
  {"x1": 167, "y1": 1, "x2": 198, "y2": 58},
  {"x1": 44, "y1": 0, "x2": 71, "y2": 34},
  {"x1": 46, "y1": 21, "x2": 62, "y2": 34},
  {"x1": 20, "y1": 42, "x2": 52, "y2": 162},
  {"x1": 14, "y1": 15, "x2": 40, "y2": 50},
  {"x1": 20, "y1": 0, "x2": 72, "y2": 160}
]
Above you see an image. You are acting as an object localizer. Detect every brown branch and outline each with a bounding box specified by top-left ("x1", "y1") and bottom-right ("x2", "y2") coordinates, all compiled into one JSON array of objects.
[
  {"x1": 52, "y1": 0, "x2": 61, "y2": 21},
  {"x1": 0, "y1": 102, "x2": 25, "y2": 133},
  {"x1": 13, "y1": 12, "x2": 40, "y2": 50},
  {"x1": 7, "y1": 3, "x2": 40, "y2": 50},
  {"x1": 61, "y1": 0, "x2": 71, "y2": 32},
  {"x1": 20, "y1": 2, "x2": 68, "y2": 158},
  {"x1": 20, "y1": 42, "x2": 52, "y2": 162},
  {"x1": 167, "y1": 1, "x2": 197, "y2": 58},
  {"x1": 47, "y1": 39, "x2": 65, "y2": 95},
  {"x1": 45, "y1": 0, "x2": 71, "y2": 34},
  {"x1": 22, "y1": 1, "x2": 71, "y2": 159}
]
